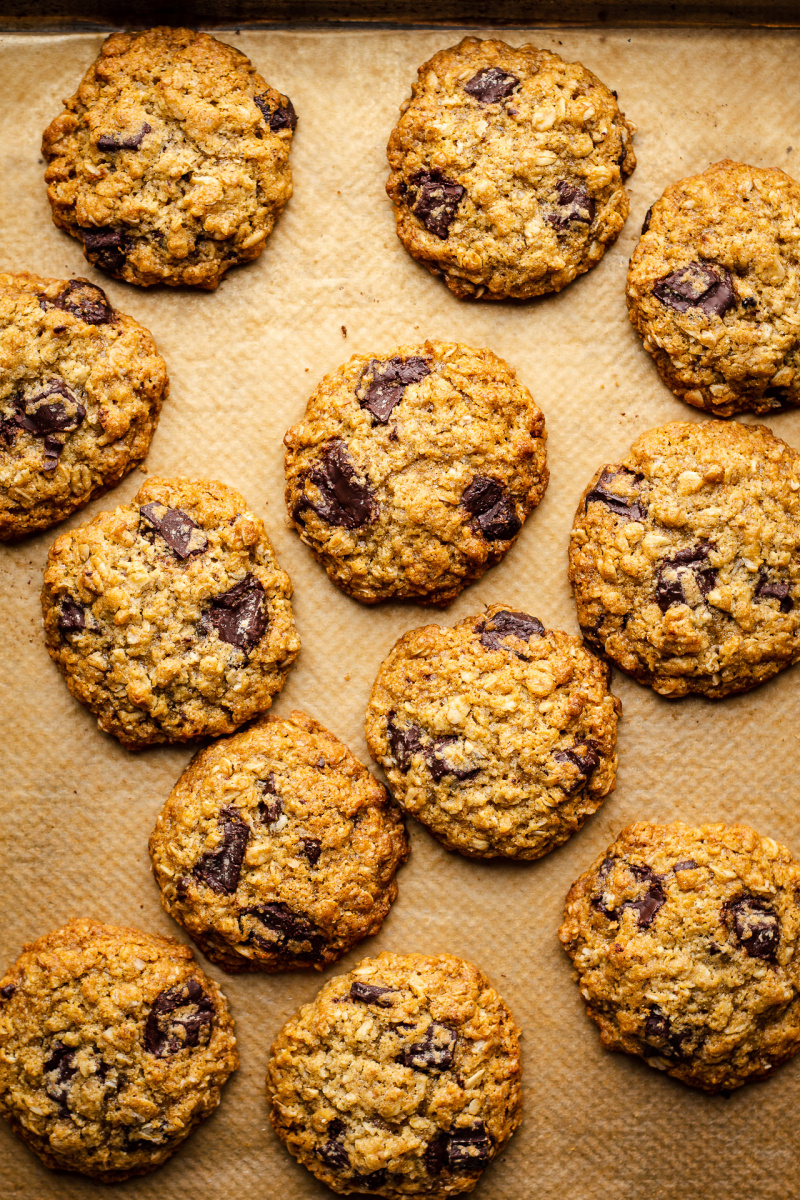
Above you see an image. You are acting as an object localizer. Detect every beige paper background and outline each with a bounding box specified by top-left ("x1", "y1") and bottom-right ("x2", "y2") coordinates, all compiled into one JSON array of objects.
[{"x1": 2, "y1": 23, "x2": 800, "y2": 1199}]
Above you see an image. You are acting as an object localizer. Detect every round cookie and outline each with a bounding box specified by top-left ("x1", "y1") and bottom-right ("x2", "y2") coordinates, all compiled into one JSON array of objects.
[
  {"x1": 149, "y1": 710, "x2": 409, "y2": 972},
  {"x1": 627, "y1": 160, "x2": 800, "y2": 416},
  {"x1": 0, "y1": 272, "x2": 167, "y2": 539},
  {"x1": 42, "y1": 27, "x2": 296, "y2": 289},
  {"x1": 559, "y1": 822, "x2": 800, "y2": 1093},
  {"x1": 386, "y1": 37, "x2": 635, "y2": 300},
  {"x1": 284, "y1": 341, "x2": 547, "y2": 605},
  {"x1": 42, "y1": 476, "x2": 300, "y2": 748},
  {"x1": 365, "y1": 604, "x2": 620, "y2": 860},
  {"x1": 568, "y1": 420, "x2": 800, "y2": 698},
  {"x1": 266, "y1": 951, "x2": 522, "y2": 1196},
  {"x1": 0, "y1": 918, "x2": 237, "y2": 1181}
]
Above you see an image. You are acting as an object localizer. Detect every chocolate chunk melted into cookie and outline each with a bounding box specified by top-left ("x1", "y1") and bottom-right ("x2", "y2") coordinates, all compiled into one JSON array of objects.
[
  {"x1": 585, "y1": 467, "x2": 645, "y2": 520},
  {"x1": 463, "y1": 66, "x2": 520, "y2": 103},
  {"x1": 43, "y1": 1041, "x2": 77, "y2": 1110},
  {"x1": 300, "y1": 440, "x2": 377, "y2": 529},
  {"x1": 425, "y1": 735, "x2": 481, "y2": 783},
  {"x1": 350, "y1": 981, "x2": 397, "y2": 1007},
  {"x1": 755, "y1": 572, "x2": 793, "y2": 613},
  {"x1": 641, "y1": 206, "x2": 653, "y2": 235},
  {"x1": 397, "y1": 1022, "x2": 457, "y2": 1072},
  {"x1": 725, "y1": 895, "x2": 780, "y2": 961},
  {"x1": 547, "y1": 181, "x2": 596, "y2": 229},
  {"x1": 247, "y1": 902, "x2": 325, "y2": 959},
  {"x1": 592, "y1": 858, "x2": 666, "y2": 928},
  {"x1": 58, "y1": 598, "x2": 86, "y2": 635},
  {"x1": 462, "y1": 476, "x2": 521, "y2": 541},
  {"x1": 317, "y1": 1120, "x2": 350, "y2": 1170},
  {"x1": 14, "y1": 380, "x2": 85, "y2": 439},
  {"x1": 97, "y1": 123, "x2": 151, "y2": 151},
  {"x1": 553, "y1": 741, "x2": 600, "y2": 792},
  {"x1": 673, "y1": 859, "x2": 698, "y2": 872},
  {"x1": 387, "y1": 716, "x2": 422, "y2": 772},
  {"x1": 479, "y1": 609, "x2": 544, "y2": 653},
  {"x1": 39, "y1": 278, "x2": 113, "y2": 325},
  {"x1": 300, "y1": 837, "x2": 322, "y2": 864},
  {"x1": 406, "y1": 170, "x2": 466, "y2": 239},
  {"x1": 351, "y1": 1169, "x2": 388, "y2": 1190},
  {"x1": 144, "y1": 978, "x2": 214, "y2": 1058},
  {"x1": 425, "y1": 1121, "x2": 493, "y2": 1176},
  {"x1": 644, "y1": 1008, "x2": 688, "y2": 1059},
  {"x1": 254, "y1": 93, "x2": 298, "y2": 132},
  {"x1": 256, "y1": 776, "x2": 282, "y2": 824},
  {"x1": 653, "y1": 263, "x2": 735, "y2": 317},
  {"x1": 0, "y1": 984, "x2": 16, "y2": 999},
  {"x1": 79, "y1": 226, "x2": 130, "y2": 271},
  {"x1": 655, "y1": 543, "x2": 717, "y2": 612},
  {"x1": 200, "y1": 574, "x2": 268, "y2": 653},
  {"x1": 140, "y1": 502, "x2": 208, "y2": 560},
  {"x1": 357, "y1": 356, "x2": 431, "y2": 423},
  {"x1": 193, "y1": 807, "x2": 250, "y2": 894}
]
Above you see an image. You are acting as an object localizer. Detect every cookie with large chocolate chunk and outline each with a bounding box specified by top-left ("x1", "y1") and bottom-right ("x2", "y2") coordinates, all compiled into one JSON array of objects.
[
  {"x1": 627, "y1": 160, "x2": 800, "y2": 415},
  {"x1": 150, "y1": 710, "x2": 408, "y2": 972},
  {"x1": 42, "y1": 27, "x2": 295, "y2": 289},
  {"x1": 41, "y1": 476, "x2": 299, "y2": 747},
  {"x1": 569, "y1": 420, "x2": 800, "y2": 697},
  {"x1": 365, "y1": 604, "x2": 620, "y2": 860},
  {"x1": 560, "y1": 822, "x2": 800, "y2": 1092},
  {"x1": 386, "y1": 37, "x2": 635, "y2": 300},
  {"x1": 0, "y1": 272, "x2": 167, "y2": 539},
  {"x1": 266, "y1": 952, "x2": 521, "y2": 1196},
  {"x1": 284, "y1": 340, "x2": 547, "y2": 605},
  {"x1": 0, "y1": 918, "x2": 237, "y2": 1180}
]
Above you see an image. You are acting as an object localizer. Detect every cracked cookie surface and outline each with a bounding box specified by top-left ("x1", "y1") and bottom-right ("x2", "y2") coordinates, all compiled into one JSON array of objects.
[
  {"x1": 266, "y1": 951, "x2": 522, "y2": 1196},
  {"x1": 386, "y1": 37, "x2": 635, "y2": 300},
  {"x1": 284, "y1": 341, "x2": 547, "y2": 605},
  {"x1": 42, "y1": 475, "x2": 299, "y2": 748},
  {"x1": 0, "y1": 271, "x2": 167, "y2": 539},
  {"x1": 42, "y1": 27, "x2": 295, "y2": 289},
  {"x1": 559, "y1": 822, "x2": 800, "y2": 1092},
  {"x1": 627, "y1": 160, "x2": 800, "y2": 416},
  {"x1": 149, "y1": 710, "x2": 408, "y2": 973},
  {"x1": 365, "y1": 604, "x2": 619, "y2": 860},
  {"x1": 568, "y1": 420, "x2": 800, "y2": 697},
  {"x1": 0, "y1": 918, "x2": 237, "y2": 1181}
]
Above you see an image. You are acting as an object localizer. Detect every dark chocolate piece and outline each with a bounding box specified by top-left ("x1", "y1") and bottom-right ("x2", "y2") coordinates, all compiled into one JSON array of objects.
[
  {"x1": 39, "y1": 278, "x2": 113, "y2": 325},
  {"x1": 97, "y1": 123, "x2": 151, "y2": 151},
  {"x1": 584, "y1": 467, "x2": 645, "y2": 520},
  {"x1": 655, "y1": 543, "x2": 717, "y2": 612},
  {"x1": 0, "y1": 984, "x2": 16, "y2": 999},
  {"x1": 547, "y1": 180, "x2": 596, "y2": 229},
  {"x1": 58, "y1": 598, "x2": 86, "y2": 635},
  {"x1": 13, "y1": 379, "x2": 85, "y2": 438},
  {"x1": 725, "y1": 895, "x2": 780, "y2": 961},
  {"x1": 643, "y1": 1007, "x2": 687, "y2": 1059},
  {"x1": 43, "y1": 1041, "x2": 77, "y2": 1110},
  {"x1": 461, "y1": 476, "x2": 521, "y2": 541},
  {"x1": 299, "y1": 440, "x2": 377, "y2": 529},
  {"x1": 350, "y1": 981, "x2": 398, "y2": 1007},
  {"x1": 317, "y1": 1127, "x2": 350, "y2": 1170},
  {"x1": 552, "y1": 741, "x2": 600, "y2": 792},
  {"x1": 350, "y1": 1168, "x2": 388, "y2": 1191},
  {"x1": 479, "y1": 609, "x2": 544, "y2": 653},
  {"x1": 463, "y1": 66, "x2": 519, "y2": 103},
  {"x1": 387, "y1": 715, "x2": 422, "y2": 772},
  {"x1": 673, "y1": 859, "x2": 699, "y2": 872},
  {"x1": 592, "y1": 858, "x2": 665, "y2": 928},
  {"x1": 425, "y1": 1121, "x2": 493, "y2": 1175},
  {"x1": 144, "y1": 978, "x2": 214, "y2": 1058},
  {"x1": 254, "y1": 92, "x2": 298, "y2": 132},
  {"x1": 397, "y1": 1022, "x2": 457, "y2": 1072},
  {"x1": 300, "y1": 837, "x2": 322, "y2": 865},
  {"x1": 140, "y1": 502, "x2": 208, "y2": 560},
  {"x1": 755, "y1": 571, "x2": 792, "y2": 613},
  {"x1": 193, "y1": 808, "x2": 250, "y2": 894},
  {"x1": 653, "y1": 262, "x2": 735, "y2": 317},
  {"x1": 78, "y1": 226, "x2": 130, "y2": 271},
  {"x1": 425, "y1": 735, "x2": 480, "y2": 783},
  {"x1": 246, "y1": 902, "x2": 325, "y2": 959},
  {"x1": 641, "y1": 206, "x2": 653, "y2": 235},
  {"x1": 357, "y1": 356, "x2": 430, "y2": 423},
  {"x1": 200, "y1": 574, "x2": 268, "y2": 653},
  {"x1": 256, "y1": 775, "x2": 282, "y2": 824},
  {"x1": 407, "y1": 170, "x2": 465, "y2": 239}
]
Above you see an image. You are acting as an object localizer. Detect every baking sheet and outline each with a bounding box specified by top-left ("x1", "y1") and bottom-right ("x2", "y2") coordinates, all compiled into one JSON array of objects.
[{"x1": 2, "y1": 23, "x2": 800, "y2": 1200}]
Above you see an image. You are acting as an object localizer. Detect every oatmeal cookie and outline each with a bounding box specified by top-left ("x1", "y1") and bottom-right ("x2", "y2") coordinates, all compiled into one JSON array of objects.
[
  {"x1": 42, "y1": 27, "x2": 296, "y2": 289},
  {"x1": 0, "y1": 271, "x2": 167, "y2": 539},
  {"x1": 627, "y1": 160, "x2": 800, "y2": 416},
  {"x1": 386, "y1": 37, "x2": 635, "y2": 300},
  {"x1": 266, "y1": 951, "x2": 522, "y2": 1196},
  {"x1": 559, "y1": 822, "x2": 800, "y2": 1092},
  {"x1": 365, "y1": 604, "x2": 620, "y2": 860},
  {"x1": 42, "y1": 476, "x2": 299, "y2": 748},
  {"x1": 149, "y1": 710, "x2": 408, "y2": 972},
  {"x1": 569, "y1": 420, "x2": 800, "y2": 697},
  {"x1": 284, "y1": 341, "x2": 547, "y2": 605},
  {"x1": 0, "y1": 918, "x2": 237, "y2": 1181}
]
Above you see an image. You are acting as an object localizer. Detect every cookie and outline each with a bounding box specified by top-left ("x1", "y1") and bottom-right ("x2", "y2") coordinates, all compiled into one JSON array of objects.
[
  {"x1": 42, "y1": 476, "x2": 299, "y2": 748},
  {"x1": 386, "y1": 37, "x2": 635, "y2": 300},
  {"x1": 365, "y1": 604, "x2": 620, "y2": 860},
  {"x1": 42, "y1": 27, "x2": 296, "y2": 289},
  {"x1": 0, "y1": 918, "x2": 237, "y2": 1181},
  {"x1": 569, "y1": 420, "x2": 800, "y2": 698},
  {"x1": 627, "y1": 160, "x2": 800, "y2": 416},
  {"x1": 0, "y1": 272, "x2": 167, "y2": 539},
  {"x1": 149, "y1": 710, "x2": 409, "y2": 973},
  {"x1": 284, "y1": 341, "x2": 547, "y2": 605},
  {"x1": 266, "y1": 951, "x2": 522, "y2": 1196},
  {"x1": 559, "y1": 822, "x2": 800, "y2": 1093}
]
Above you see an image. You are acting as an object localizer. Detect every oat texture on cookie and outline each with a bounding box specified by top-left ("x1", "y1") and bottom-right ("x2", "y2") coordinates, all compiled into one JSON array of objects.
[
  {"x1": 560, "y1": 822, "x2": 800, "y2": 1092},
  {"x1": 365, "y1": 604, "x2": 620, "y2": 859},
  {"x1": 267, "y1": 952, "x2": 522, "y2": 1196},
  {"x1": 569, "y1": 420, "x2": 800, "y2": 697},
  {"x1": 0, "y1": 272, "x2": 167, "y2": 539},
  {"x1": 627, "y1": 160, "x2": 800, "y2": 416},
  {"x1": 41, "y1": 476, "x2": 300, "y2": 747},
  {"x1": 42, "y1": 27, "x2": 296, "y2": 289},
  {"x1": 0, "y1": 918, "x2": 238, "y2": 1181},
  {"x1": 386, "y1": 37, "x2": 635, "y2": 300},
  {"x1": 284, "y1": 341, "x2": 547, "y2": 605},
  {"x1": 150, "y1": 710, "x2": 409, "y2": 972}
]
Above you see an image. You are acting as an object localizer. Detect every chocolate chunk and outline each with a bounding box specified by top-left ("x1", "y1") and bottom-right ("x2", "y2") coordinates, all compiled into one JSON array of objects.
[
  {"x1": 299, "y1": 837, "x2": 321, "y2": 864},
  {"x1": 643, "y1": 1008, "x2": 687, "y2": 1059},
  {"x1": 97, "y1": 123, "x2": 151, "y2": 151},
  {"x1": 350, "y1": 981, "x2": 398, "y2": 1007},
  {"x1": 479, "y1": 609, "x2": 544, "y2": 654},
  {"x1": 673, "y1": 859, "x2": 698, "y2": 872},
  {"x1": 57, "y1": 598, "x2": 86, "y2": 636},
  {"x1": 350, "y1": 1168, "x2": 388, "y2": 1191},
  {"x1": 140, "y1": 502, "x2": 208, "y2": 560},
  {"x1": 357, "y1": 356, "x2": 431, "y2": 424},
  {"x1": 425, "y1": 735, "x2": 480, "y2": 782},
  {"x1": 653, "y1": 262, "x2": 735, "y2": 317},
  {"x1": 39, "y1": 278, "x2": 113, "y2": 325},
  {"x1": 193, "y1": 808, "x2": 250, "y2": 894},
  {"x1": 553, "y1": 741, "x2": 600, "y2": 792},
  {"x1": 246, "y1": 902, "x2": 324, "y2": 959},
  {"x1": 13, "y1": 379, "x2": 85, "y2": 440},
  {"x1": 200, "y1": 574, "x2": 268, "y2": 653},
  {"x1": 407, "y1": 170, "x2": 465, "y2": 239},
  {"x1": 655, "y1": 543, "x2": 717, "y2": 612},
  {"x1": 144, "y1": 978, "x2": 214, "y2": 1058},
  {"x1": 725, "y1": 895, "x2": 780, "y2": 961},
  {"x1": 397, "y1": 1022, "x2": 457, "y2": 1072},
  {"x1": 387, "y1": 716, "x2": 422, "y2": 773},
  {"x1": 43, "y1": 1041, "x2": 77, "y2": 1109},
  {"x1": 425, "y1": 1122, "x2": 493, "y2": 1175},
  {"x1": 256, "y1": 776, "x2": 282, "y2": 824},
  {"x1": 254, "y1": 92, "x2": 298, "y2": 132},
  {"x1": 461, "y1": 476, "x2": 521, "y2": 542},
  {"x1": 547, "y1": 180, "x2": 596, "y2": 230},
  {"x1": 317, "y1": 1130, "x2": 350, "y2": 1170},
  {"x1": 585, "y1": 467, "x2": 645, "y2": 520},
  {"x1": 0, "y1": 984, "x2": 16, "y2": 999},
  {"x1": 641, "y1": 206, "x2": 653, "y2": 235},
  {"x1": 175, "y1": 876, "x2": 191, "y2": 899},
  {"x1": 463, "y1": 66, "x2": 519, "y2": 103},
  {"x1": 593, "y1": 859, "x2": 666, "y2": 928},
  {"x1": 79, "y1": 226, "x2": 130, "y2": 271},
  {"x1": 299, "y1": 439, "x2": 377, "y2": 529},
  {"x1": 755, "y1": 571, "x2": 793, "y2": 613}
]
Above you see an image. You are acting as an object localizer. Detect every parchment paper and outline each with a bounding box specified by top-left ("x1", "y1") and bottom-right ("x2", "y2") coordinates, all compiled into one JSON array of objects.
[{"x1": 2, "y1": 24, "x2": 800, "y2": 1200}]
